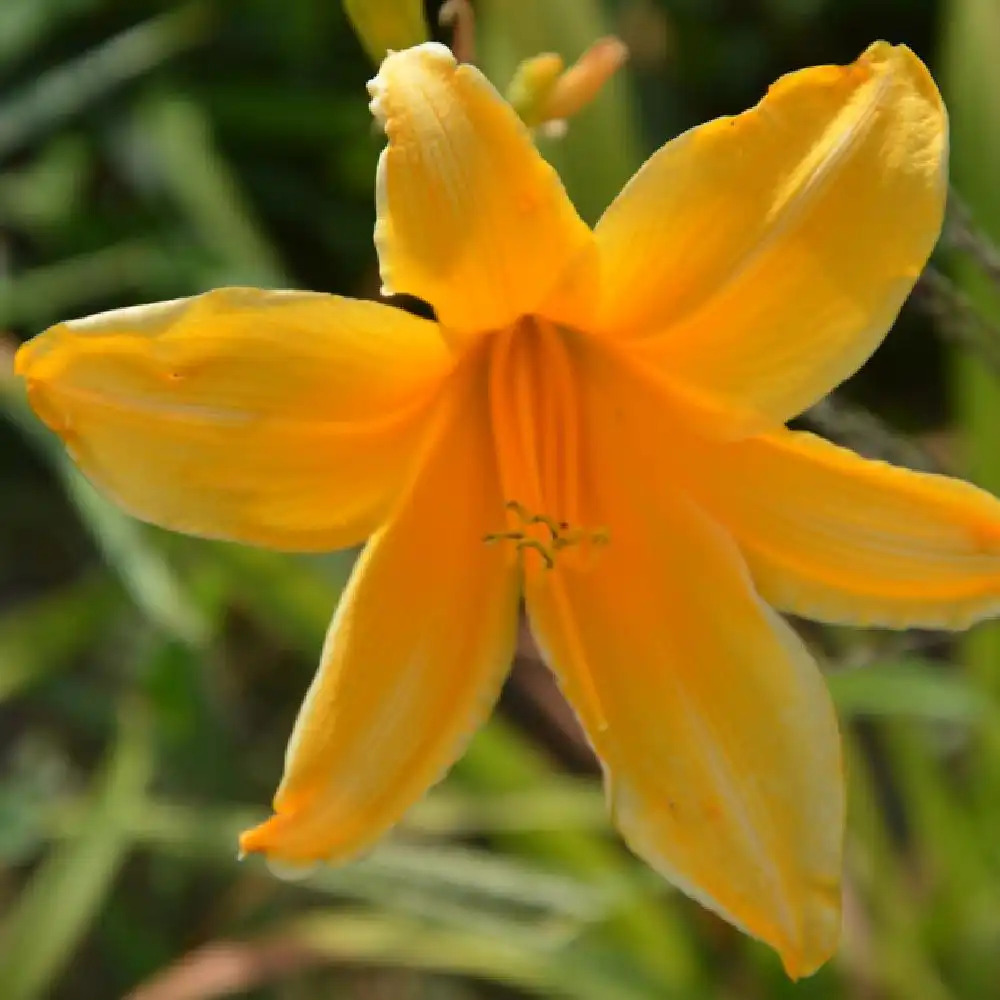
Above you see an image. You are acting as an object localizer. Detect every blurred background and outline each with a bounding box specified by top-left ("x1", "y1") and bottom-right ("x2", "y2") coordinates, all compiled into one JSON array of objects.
[{"x1": 2, "y1": 0, "x2": 1000, "y2": 997}]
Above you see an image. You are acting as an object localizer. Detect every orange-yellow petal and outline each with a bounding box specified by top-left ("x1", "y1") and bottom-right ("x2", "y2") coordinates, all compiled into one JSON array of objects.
[
  {"x1": 679, "y1": 428, "x2": 1000, "y2": 629},
  {"x1": 369, "y1": 42, "x2": 595, "y2": 336},
  {"x1": 15, "y1": 288, "x2": 452, "y2": 551},
  {"x1": 240, "y1": 347, "x2": 519, "y2": 864},
  {"x1": 524, "y1": 340, "x2": 843, "y2": 977},
  {"x1": 594, "y1": 42, "x2": 947, "y2": 429}
]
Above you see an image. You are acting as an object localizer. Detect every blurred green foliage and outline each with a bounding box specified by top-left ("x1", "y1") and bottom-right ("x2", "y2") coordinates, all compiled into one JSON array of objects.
[{"x1": 2, "y1": 1, "x2": 1000, "y2": 998}]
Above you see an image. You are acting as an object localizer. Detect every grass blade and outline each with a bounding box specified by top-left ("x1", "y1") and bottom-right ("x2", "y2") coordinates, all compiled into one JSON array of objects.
[{"x1": 0, "y1": 711, "x2": 152, "y2": 1000}]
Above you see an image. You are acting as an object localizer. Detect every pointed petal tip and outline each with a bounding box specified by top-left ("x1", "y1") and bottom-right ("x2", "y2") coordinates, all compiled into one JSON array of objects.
[
  {"x1": 238, "y1": 803, "x2": 389, "y2": 873},
  {"x1": 238, "y1": 812, "x2": 307, "y2": 864},
  {"x1": 683, "y1": 428, "x2": 1000, "y2": 630},
  {"x1": 238, "y1": 815, "x2": 278, "y2": 859},
  {"x1": 13, "y1": 337, "x2": 34, "y2": 377},
  {"x1": 14, "y1": 331, "x2": 75, "y2": 438},
  {"x1": 861, "y1": 38, "x2": 919, "y2": 67},
  {"x1": 776, "y1": 880, "x2": 843, "y2": 980},
  {"x1": 383, "y1": 39, "x2": 454, "y2": 67},
  {"x1": 13, "y1": 322, "x2": 61, "y2": 380},
  {"x1": 616, "y1": 779, "x2": 843, "y2": 981},
  {"x1": 865, "y1": 39, "x2": 946, "y2": 116}
]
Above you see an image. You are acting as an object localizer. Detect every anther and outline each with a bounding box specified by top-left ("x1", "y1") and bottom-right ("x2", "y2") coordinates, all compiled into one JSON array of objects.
[
  {"x1": 504, "y1": 500, "x2": 533, "y2": 520},
  {"x1": 504, "y1": 501, "x2": 563, "y2": 542},
  {"x1": 516, "y1": 539, "x2": 555, "y2": 571},
  {"x1": 488, "y1": 501, "x2": 609, "y2": 571},
  {"x1": 483, "y1": 530, "x2": 525, "y2": 544},
  {"x1": 529, "y1": 513, "x2": 563, "y2": 539}
]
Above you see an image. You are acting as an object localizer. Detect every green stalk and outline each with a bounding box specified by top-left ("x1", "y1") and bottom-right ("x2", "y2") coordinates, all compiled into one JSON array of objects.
[{"x1": 0, "y1": 713, "x2": 151, "y2": 1000}]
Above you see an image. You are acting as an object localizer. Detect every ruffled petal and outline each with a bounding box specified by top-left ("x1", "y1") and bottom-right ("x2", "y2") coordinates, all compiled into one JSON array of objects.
[
  {"x1": 524, "y1": 338, "x2": 843, "y2": 977},
  {"x1": 16, "y1": 288, "x2": 452, "y2": 551},
  {"x1": 595, "y1": 42, "x2": 947, "y2": 429},
  {"x1": 369, "y1": 43, "x2": 594, "y2": 335},
  {"x1": 680, "y1": 428, "x2": 1000, "y2": 629},
  {"x1": 240, "y1": 347, "x2": 519, "y2": 863}
]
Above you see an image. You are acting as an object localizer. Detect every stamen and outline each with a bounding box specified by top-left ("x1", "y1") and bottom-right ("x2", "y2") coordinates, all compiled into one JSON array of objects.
[
  {"x1": 517, "y1": 539, "x2": 556, "y2": 571},
  {"x1": 483, "y1": 529, "x2": 525, "y2": 543},
  {"x1": 504, "y1": 499, "x2": 534, "y2": 522},
  {"x1": 505, "y1": 500, "x2": 562, "y2": 541},
  {"x1": 486, "y1": 500, "x2": 608, "y2": 572}
]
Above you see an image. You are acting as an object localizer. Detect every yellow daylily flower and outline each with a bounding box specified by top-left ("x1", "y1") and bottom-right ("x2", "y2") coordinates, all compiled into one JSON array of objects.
[{"x1": 14, "y1": 40, "x2": 998, "y2": 978}]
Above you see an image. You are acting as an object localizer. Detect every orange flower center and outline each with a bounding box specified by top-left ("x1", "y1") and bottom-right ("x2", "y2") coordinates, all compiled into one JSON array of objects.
[{"x1": 485, "y1": 317, "x2": 605, "y2": 573}]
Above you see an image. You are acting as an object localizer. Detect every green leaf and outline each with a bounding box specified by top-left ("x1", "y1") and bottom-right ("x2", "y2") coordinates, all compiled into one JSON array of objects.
[
  {"x1": 827, "y1": 658, "x2": 990, "y2": 723},
  {"x1": 290, "y1": 910, "x2": 655, "y2": 1000},
  {"x1": 0, "y1": 5, "x2": 209, "y2": 159},
  {"x1": 0, "y1": 241, "x2": 174, "y2": 329},
  {"x1": 137, "y1": 94, "x2": 288, "y2": 285},
  {"x1": 0, "y1": 575, "x2": 120, "y2": 703},
  {"x1": 315, "y1": 842, "x2": 621, "y2": 921},
  {"x1": 0, "y1": 712, "x2": 151, "y2": 1000},
  {"x1": 60, "y1": 467, "x2": 210, "y2": 647}
]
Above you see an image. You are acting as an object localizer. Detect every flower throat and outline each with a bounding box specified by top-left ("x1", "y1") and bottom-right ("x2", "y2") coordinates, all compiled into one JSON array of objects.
[{"x1": 485, "y1": 317, "x2": 606, "y2": 572}]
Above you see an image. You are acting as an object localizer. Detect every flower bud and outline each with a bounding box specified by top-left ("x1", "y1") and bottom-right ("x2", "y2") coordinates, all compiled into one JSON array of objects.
[{"x1": 507, "y1": 37, "x2": 628, "y2": 132}]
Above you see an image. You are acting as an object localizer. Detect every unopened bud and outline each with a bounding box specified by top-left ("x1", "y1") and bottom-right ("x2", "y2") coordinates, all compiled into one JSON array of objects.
[
  {"x1": 507, "y1": 53, "x2": 566, "y2": 127},
  {"x1": 508, "y1": 37, "x2": 629, "y2": 133}
]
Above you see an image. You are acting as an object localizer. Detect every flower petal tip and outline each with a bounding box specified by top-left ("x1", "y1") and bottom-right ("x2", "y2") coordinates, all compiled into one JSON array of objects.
[
  {"x1": 777, "y1": 884, "x2": 842, "y2": 981},
  {"x1": 13, "y1": 339, "x2": 35, "y2": 378},
  {"x1": 13, "y1": 321, "x2": 65, "y2": 380},
  {"x1": 237, "y1": 815, "x2": 280, "y2": 859},
  {"x1": 862, "y1": 38, "x2": 914, "y2": 67},
  {"x1": 367, "y1": 42, "x2": 457, "y2": 135},
  {"x1": 369, "y1": 40, "x2": 456, "y2": 90},
  {"x1": 239, "y1": 813, "x2": 311, "y2": 865},
  {"x1": 14, "y1": 334, "x2": 73, "y2": 438},
  {"x1": 239, "y1": 819, "x2": 324, "y2": 880}
]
